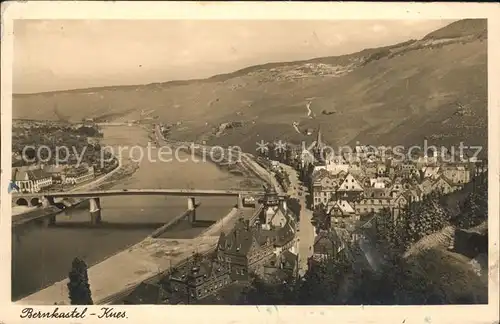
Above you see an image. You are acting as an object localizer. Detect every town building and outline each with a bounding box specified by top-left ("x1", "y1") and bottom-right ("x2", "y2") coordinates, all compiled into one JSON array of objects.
[
  {"x1": 327, "y1": 199, "x2": 357, "y2": 219},
  {"x1": 336, "y1": 173, "x2": 364, "y2": 201},
  {"x1": 262, "y1": 250, "x2": 298, "y2": 282},
  {"x1": 325, "y1": 154, "x2": 350, "y2": 175},
  {"x1": 11, "y1": 167, "x2": 53, "y2": 193},
  {"x1": 311, "y1": 168, "x2": 342, "y2": 207},
  {"x1": 42, "y1": 165, "x2": 66, "y2": 184},
  {"x1": 441, "y1": 165, "x2": 471, "y2": 185},
  {"x1": 64, "y1": 165, "x2": 95, "y2": 185},
  {"x1": 156, "y1": 187, "x2": 297, "y2": 304},
  {"x1": 429, "y1": 174, "x2": 457, "y2": 194},
  {"x1": 168, "y1": 256, "x2": 232, "y2": 303},
  {"x1": 312, "y1": 229, "x2": 349, "y2": 262}
]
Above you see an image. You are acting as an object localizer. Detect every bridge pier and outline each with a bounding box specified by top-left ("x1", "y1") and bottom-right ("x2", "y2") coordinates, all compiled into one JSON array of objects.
[
  {"x1": 40, "y1": 196, "x2": 55, "y2": 208},
  {"x1": 237, "y1": 194, "x2": 244, "y2": 209},
  {"x1": 89, "y1": 197, "x2": 102, "y2": 225},
  {"x1": 187, "y1": 197, "x2": 196, "y2": 222}
]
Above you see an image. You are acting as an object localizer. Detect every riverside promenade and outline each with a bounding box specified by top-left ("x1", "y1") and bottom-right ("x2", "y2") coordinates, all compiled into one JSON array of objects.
[{"x1": 16, "y1": 206, "x2": 257, "y2": 305}]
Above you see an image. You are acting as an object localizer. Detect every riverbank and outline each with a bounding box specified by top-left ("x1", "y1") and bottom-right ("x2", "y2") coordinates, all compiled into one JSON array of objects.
[
  {"x1": 11, "y1": 154, "x2": 135, "y2": 225},
  {"x1": 17, "y1": 206, "x2": 258, "y2": 305},
  {"x1": 12, "y1": 124, "x2": 255, "y2": 301},
  {"x1": 155, "y1": 125, "x2": 265, "y2": 191}
]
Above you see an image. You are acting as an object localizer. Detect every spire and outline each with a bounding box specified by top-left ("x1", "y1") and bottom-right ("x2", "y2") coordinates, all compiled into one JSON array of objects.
[{"x1": 316, "y1": 125, "x2": 323, "y2": 148}]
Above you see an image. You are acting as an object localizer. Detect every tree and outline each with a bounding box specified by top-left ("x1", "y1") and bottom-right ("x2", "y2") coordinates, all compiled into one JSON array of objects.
[
  {"x1": 67, "y1": 257, "x2": 93, "y2": 305},
  {"x1": 240, "y1": 273, "x2": 298, "y2": 305},
  {"x1": 297, "y1": 254, "x2": 351, "y2": 304},
  {"x1": 312, "y1": 204, "x2": 330, "y2": 232},
  {"x1": 455, "y1": 192, "x2": 487, "y2": 229},
  {"x1": 374, "y1": 207, "x2": 399, "y2": 251}
]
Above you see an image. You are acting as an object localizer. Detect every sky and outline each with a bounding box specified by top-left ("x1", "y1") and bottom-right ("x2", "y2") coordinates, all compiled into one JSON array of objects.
[{"x1": 13, "y1": 19, "x2": 453, "y2": 94}]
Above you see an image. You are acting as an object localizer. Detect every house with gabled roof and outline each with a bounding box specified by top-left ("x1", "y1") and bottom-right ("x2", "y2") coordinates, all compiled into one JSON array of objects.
[
  {"x1": 327, "y1": 200, "x2": 356, "y2": 218},
  {"x1": 388, "y1": 177, "x2": 408, "y2": 198},
  {"x1": 258, "y1": 187, "x2": 294, "y2": 229},
  {"x1": 311, "y1": 168, "x2": 341, "y2": 207},
  {"x1": 214, "y1": 203, "x2": 296, "y2": 283},
  {"x1": 312, "y1": 229, "x2": 347, "y2": 262},
  {"x1": 336, "y1": 172, "x2": 364, "y2": 201},
  {"x1": 167, "y1": 254, "x2": 232, "y2": 303},
  {"x1": 393, "y1": 190, "x2": 412, "y2": 209},
  {"x1": 357, "y1": 188, "x2": 392, "y2": 215},
  {"x1": 442, "y1": 165, "x2": 471, "y2": 185},
  {"x1": 421, "y1": 166, "x2": 441, "y2": 180},
  {"x1": 300, "y1": 147, "x2": 316, "y2": 169},
  {"x1": 263, "y1": 250, "x2": 298, "y2": 282},
  {"x1": 420, "y1": 177, "x2": 434, "y2": 195},
  {"x1": 430, "y1": 174, "x2": 457, "y2": 194}
]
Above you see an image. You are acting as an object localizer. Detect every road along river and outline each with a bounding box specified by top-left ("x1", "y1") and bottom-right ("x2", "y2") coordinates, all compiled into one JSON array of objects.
[{"x1": 12, "y1": 125, "x2": 262, "y2": 300}]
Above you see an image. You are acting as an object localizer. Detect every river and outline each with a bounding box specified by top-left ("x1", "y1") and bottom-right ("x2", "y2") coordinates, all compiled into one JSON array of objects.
[{"x1": 12, "y1": 125, "x2": 258, "y2": 300}]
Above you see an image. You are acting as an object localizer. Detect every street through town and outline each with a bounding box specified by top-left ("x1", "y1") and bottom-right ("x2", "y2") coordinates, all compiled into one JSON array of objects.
[{"x1": 280, "y1": 164, "x2": 315, "y2": 276}]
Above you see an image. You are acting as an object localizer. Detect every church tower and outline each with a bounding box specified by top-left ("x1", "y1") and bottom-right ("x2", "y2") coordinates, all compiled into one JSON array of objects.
[
  {"x1": 314, "y1": 125, "x2": 325, "y2": 162},
  {"x1": 259, "y1": 186, "x2": 279, "y2": 229},
  {"x1": 262, "y1": 185, "x2": 279, "y2": 208},
  {"x1": 316, "y1": 125, "x2": 323, "y2": 148}
]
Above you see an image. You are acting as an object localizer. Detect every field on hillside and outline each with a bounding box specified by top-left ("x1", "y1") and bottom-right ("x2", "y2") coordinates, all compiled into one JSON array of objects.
[{"x1": 13, "y1": 20, "x2": 487, "y2": 153}]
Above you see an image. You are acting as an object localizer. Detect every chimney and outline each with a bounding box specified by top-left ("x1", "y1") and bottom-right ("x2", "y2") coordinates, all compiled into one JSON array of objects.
[{"x1": 282, "y1": 199, "x2": 288, "y2": 212}]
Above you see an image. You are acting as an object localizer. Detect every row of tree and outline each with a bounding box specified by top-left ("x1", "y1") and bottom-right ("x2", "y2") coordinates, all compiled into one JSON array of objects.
[
  {"x1": 373, "y1": 191, "x2": 451, "y2": 254},
  {"x1": 235, "y1": 246, "x2": 486, "y2": 305},
  {"x1": 453, "y1": 172, "x2": 488, "y2": 229},
  {"x1": 274, "y1": 168, "x2": 291, "y2": 191}
]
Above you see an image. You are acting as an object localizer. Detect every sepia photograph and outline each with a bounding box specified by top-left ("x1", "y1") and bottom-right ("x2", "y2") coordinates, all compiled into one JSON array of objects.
[{"x1": 1, "y1": 2, "x2": 499, "y2": 323}]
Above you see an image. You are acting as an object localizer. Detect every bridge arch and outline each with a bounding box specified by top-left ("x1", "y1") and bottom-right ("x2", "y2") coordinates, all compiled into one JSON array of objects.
[
  {"x1": 30, "y1": 197, "x2": 40, "y2": 206},
  {"x1": 16, "y1": 198, "x2": 29, "y2": 207}
]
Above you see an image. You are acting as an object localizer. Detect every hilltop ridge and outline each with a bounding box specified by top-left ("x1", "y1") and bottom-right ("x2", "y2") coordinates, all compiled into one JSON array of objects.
[{"x1": 13, "y1": 19, "x2": 487, "y2": 153}]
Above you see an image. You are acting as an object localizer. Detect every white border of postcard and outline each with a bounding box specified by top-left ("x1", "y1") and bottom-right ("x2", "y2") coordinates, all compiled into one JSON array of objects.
[{"x1": 1, "y1": 2, "x2": 499, "y2": 324}]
